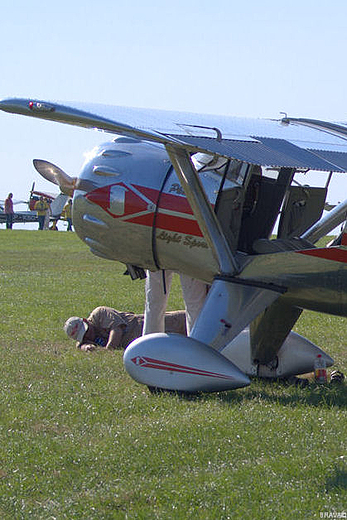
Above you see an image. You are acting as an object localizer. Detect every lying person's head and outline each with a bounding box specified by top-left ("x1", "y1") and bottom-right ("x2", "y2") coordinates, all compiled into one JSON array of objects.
[{"x1": 64, "y1": 316, "x2": 96, "y2": 344}]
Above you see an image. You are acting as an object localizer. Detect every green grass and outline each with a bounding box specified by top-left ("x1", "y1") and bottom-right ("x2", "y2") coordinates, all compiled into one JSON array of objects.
[{"x1": 0, "y1": 230, "x2": 346, "y2": 519}]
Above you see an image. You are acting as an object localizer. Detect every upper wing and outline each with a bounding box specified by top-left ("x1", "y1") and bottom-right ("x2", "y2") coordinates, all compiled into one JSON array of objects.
[{"x1": 2, "y1": 97, "x2": 347, "y2": 172}]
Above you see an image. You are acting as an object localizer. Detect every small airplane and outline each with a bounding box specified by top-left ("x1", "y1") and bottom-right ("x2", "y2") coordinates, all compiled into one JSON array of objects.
[
  {"x1": 0, "y1": 181, "x2": 69, "y2": 226},
  {"x1": 28, "y1": 181, "x2": 69, "y2": 226},
  {"x1": 2, "y1": 97, "x2": 347, "y2": 393}
]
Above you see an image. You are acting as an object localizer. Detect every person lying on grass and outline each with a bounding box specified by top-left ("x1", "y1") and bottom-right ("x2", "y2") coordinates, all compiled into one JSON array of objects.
[{"x1": 64, "y1": 306, "x2": 186, "y2": 351}]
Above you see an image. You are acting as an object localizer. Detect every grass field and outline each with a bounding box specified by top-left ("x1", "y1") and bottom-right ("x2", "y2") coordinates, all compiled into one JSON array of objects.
[{"x1": 0, "y1": 230, "x2": 346, "y2": 519}]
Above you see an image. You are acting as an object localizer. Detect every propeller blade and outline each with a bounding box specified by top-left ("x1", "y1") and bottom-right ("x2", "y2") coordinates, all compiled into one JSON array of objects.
[
  {"x1": 33, "y1": 159, "x2": 97, "y2": 195},
  {"x1": 33, "y1": 159, "x2": 67, "y2": 185},
  {"x1": 33, "y1": 159, "x2": 76, "y2": 196}
]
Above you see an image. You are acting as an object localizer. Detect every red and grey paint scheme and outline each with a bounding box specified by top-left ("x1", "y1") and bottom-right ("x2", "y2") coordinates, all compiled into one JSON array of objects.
[{"x1": 1, "y1": 98, "x2": 347, "y2": 391}]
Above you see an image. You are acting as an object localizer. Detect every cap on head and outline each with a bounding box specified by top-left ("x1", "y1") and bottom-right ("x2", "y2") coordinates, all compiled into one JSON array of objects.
[{"x1": 64, "y1": 317, "x2": 88, "y2": 343}]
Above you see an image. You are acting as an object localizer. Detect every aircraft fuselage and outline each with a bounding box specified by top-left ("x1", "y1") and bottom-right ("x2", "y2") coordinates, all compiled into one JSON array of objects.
[{"x1": 73, "y1": 136, "x2": 347, "y2": 319}]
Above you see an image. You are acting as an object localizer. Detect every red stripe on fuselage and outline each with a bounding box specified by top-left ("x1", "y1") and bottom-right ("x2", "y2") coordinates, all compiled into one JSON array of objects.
[
  {"x1": 131, "y1": 184, "x2": 202, "y2": 235},
  {"x1": 86, "y1": 182, "x2": 204, "y2": 236},
  {"x1": 297, "y1": 247, "x2": 347, "y2": 263},
  {"x1": 133, "y1": 185, "x2": 194, "y2": 215},
  {"x1": 156, "y1": 213, "x2": 203, "y2": 236},
  {"x1": 124, "y1": 212, "x2": 203, "y2": 236}
]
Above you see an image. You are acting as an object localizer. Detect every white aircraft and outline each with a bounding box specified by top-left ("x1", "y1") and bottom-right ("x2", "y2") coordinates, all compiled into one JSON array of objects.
[{"x1": 2, "y1": 97, "x2": 347, "y2": 392}]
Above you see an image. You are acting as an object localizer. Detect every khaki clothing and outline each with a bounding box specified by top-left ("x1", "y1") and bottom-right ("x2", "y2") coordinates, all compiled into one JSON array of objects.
[
  {"x1": 62, "y1": 202, "x2": 72, "y2": 219},
  {"x1": 34, "y1": 200, "x2": 49, "y2": 216},
  {"x1": 77, "y1": 306, "x2": 186, "y2": 350},
  {"x1": 162, "y1": 310, "x2": 187, "y2": 336}
]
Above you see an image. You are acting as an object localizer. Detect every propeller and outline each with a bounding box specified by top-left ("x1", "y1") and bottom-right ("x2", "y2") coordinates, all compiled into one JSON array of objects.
[
  {"x1": 33, "y1": 159, "x2": 96, "y2": 196},
  {"x1": 33, "y1": 159, "x2": 76, "y2": 196}
]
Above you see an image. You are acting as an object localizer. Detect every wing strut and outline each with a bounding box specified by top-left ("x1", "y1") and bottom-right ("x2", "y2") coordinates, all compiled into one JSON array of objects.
[
  {"x1": 165, "y1": 145, "x2": 239, "y2": 275},
  {"x1": 190, "y1": 277, "x2": 284, "y2": 351}
]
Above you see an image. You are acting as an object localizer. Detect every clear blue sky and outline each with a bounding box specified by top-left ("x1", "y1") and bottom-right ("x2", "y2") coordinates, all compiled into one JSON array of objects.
[{"x1": 1, "y1": 0, "x2": 347, "y2": 207}]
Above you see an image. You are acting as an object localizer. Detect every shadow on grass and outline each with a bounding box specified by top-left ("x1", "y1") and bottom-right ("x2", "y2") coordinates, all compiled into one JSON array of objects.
[
  {"x1": 219, "y1": 380, "x2": 347, "y2": 409},
  {"x1": 156, "y1": 380, "x2": 347, "y2": 409},
  {"x1": 325, "y1": 465, "x2": 347, "y2": 491}
]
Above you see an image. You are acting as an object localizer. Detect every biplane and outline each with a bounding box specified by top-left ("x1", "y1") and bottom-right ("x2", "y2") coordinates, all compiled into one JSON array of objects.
[
  {"x1": 0, "y1": 182, "x2": 68, "y2": 226},
  {"x1": 28, "y1": 182, "x2": 69, "y2": 222},
  {"x1": 1, "y1": 97, "x2": 347, "y2": 392}
]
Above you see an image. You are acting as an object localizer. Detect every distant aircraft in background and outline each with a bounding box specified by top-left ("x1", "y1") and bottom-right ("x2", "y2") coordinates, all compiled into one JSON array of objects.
[
  {"x1": 2, "y1": 97, "x2": 347, "y2": 393},
  {"x1": 0, "y1": 181, "x2": 68, "y2": 226}
]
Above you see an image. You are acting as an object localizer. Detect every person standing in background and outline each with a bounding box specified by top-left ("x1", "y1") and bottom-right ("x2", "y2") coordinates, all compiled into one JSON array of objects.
[
  {"x1": 34, "y1": 196, "x2": 49, "y2": 230},
  {"x1": 4, "y1": 193, "x2": 14, "y2": 229},
  {"x1": 62, "y1": 199, "x2": 73, "y2": 231},
  {"x1": 43, "y1": 198, "x2": 52, "y2": 230}
]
